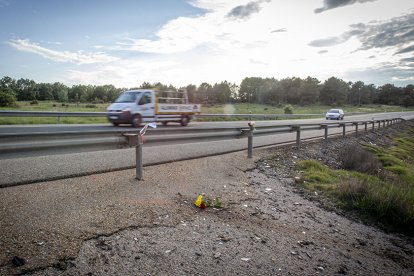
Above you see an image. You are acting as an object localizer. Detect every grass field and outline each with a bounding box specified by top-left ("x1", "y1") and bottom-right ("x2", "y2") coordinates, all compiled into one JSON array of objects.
[
  {"x1": 295, "y1": 123, "x2": 414, "y2": 234},
  {"x1": 0, "y1": 101, "x2": 412, "y2": 125}
]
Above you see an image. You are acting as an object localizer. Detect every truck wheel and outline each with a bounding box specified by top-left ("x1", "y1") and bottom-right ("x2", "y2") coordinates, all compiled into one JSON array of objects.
[
  {"x1": 112, "y1": 122, "x2": 119, "y2": 126},
  {"x1": 132, "y1": 114, "x2": 142, "y2": 128},
  {"x1": 180, "y1": 115, "x2": 190, "y2": 126},
  {"x1": 162, "y1": 121, "x2": 168, "y2": 126}
]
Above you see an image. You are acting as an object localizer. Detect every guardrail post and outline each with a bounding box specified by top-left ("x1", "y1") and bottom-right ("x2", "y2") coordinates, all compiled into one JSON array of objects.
[
  {"x1": 247, "y1": 130, "x2": 253, "y2": 159},
  {"x1": 354, "y1": 122, "x2": 359, "y2": 137},
  {"x1": 383, "y1": 120, "x2": 386, "y2": 127},
  {"x1": 291, "y1": 126, "x2": 301, "y2": 149},
  {"x1": 247, "y1": 122, "x2": 255, "y2": 159},
  {"x1": 321, "y1": 125, "x2": 328, "y2": 140},
  {"x1": 371, "y1": 120, "x2": 375, "y2": 130},
  {"x1": 136, "y1": 134, "x2": 143, "y2": 180},
  {"x1": 339, "y1": 123, "x2": 345, "y2": 137},
  {"x1": 364, "y1": 122, "x2": 368, "y2": 132},
  {"x1": 378, "y1": 121, "x2": 381, "y2": 128}
]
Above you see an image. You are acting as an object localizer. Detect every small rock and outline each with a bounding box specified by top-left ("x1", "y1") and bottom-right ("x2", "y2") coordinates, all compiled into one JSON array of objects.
[
  {"x1": 214, "y1": 252, "x2": 221, "y2": 259},
  {"x1": 36, "y1": 241, "x2": 45, "y2": 246},
  {"x1": 12, "y1": 256, "x2": 26, "y2": 267},
  {"x1": 291, "y1": 251, "x2": 298, "y2": 255},
  {"x1": 241, "y1": 258, "x2": 251, "y2": 261},
  {"x1": 318, "y1": 266, "x2": 325, "y2": 271}
]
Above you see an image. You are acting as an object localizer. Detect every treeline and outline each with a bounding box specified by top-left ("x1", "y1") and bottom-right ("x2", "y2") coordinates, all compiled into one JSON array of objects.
[{"x1": 1, "y1": 75, "x2": 413, "y2": 107}]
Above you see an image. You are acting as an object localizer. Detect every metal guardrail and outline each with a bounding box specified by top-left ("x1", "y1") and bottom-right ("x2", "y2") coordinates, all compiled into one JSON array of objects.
[
  {"x1": 0, "y1": 117, "x2": 405, "y2": 159},
  {"x1": 132, "y1": 118, "x2": 403, "y2": 179}
]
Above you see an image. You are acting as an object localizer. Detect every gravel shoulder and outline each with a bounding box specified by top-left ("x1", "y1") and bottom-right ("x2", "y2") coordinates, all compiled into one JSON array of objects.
[{"x1": 1, "y1": 124, "x2": 414, "y2": 275}]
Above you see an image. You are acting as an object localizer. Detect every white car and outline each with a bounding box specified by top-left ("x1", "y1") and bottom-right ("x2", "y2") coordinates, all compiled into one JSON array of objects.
[{"x1": 325, "y1": 109, "x2": 344, "y2": 120}]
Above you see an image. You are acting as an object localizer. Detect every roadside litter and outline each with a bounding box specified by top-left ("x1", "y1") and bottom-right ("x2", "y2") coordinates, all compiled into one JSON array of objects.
[{"x1": 194, "y1": 194, "x2": 222, "y2": 209}]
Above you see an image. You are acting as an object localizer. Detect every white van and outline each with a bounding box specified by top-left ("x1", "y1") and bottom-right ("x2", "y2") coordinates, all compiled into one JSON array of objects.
[{"x1": 107, "y1": 89, "x2": 201, "y2": 127}]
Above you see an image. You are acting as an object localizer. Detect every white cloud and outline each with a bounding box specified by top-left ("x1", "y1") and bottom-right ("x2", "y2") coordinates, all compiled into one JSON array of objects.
[
  {"x1": 10, "y1": 0, "x2": 413, "y2": 87},
  {"x1": 8, "y1": 39, "x2": 118, "y2": 65},
  {"x1": 57, "y1": 0, "x2": 413, "y2": 87},
  {"x1": 63, "y1": 59, "x2": 180, "y2": 87}
]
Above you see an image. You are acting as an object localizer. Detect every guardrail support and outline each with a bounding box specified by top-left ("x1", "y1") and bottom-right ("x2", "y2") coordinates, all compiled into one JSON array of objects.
[
  {"x1": 378, "y1": 121, "x2": 381, "y2": 128},
  {"x1": 291, "y1": 126, "x2": 301, "y2": 149},
  {"x1": 321, "y1": 125, "x2": 328, "y2": 140},
  {"x1": 247, "y1": 130, "x2": 253, "y2": 159},
  {"x1": 339, "y1": 123, "x2": 345, "y2": 137},
  {"x1": 383, "y1": 120, "x2": 386, "y2": 127},
  {"x1": 371, "y1": 121, "x2": 375, "y2": 130},
  {"x1": 136, "y1": 134, "x2": 143, "y2": 180},
  {"x1": 364, "y1": 122, "x2": 368, "y2": 132},
  {"x1": 354, "y1": 123, "x2": 359, "y2": 137}
]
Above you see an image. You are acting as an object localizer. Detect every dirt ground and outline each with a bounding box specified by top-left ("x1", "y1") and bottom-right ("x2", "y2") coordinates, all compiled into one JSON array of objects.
[{"x1": 1, "y1": 123, "x2": 414, "y2": 275}]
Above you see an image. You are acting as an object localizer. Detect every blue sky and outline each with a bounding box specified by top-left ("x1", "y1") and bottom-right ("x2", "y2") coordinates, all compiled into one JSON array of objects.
[{"x1": 1, "y1": 0, "x2": 413, "y2": 88}]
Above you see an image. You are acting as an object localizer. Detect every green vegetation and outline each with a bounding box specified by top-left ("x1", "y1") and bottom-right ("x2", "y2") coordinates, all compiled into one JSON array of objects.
[
  {"x1": 0, "y1": 101, "x2": 108, "y2": 124},
  {"x1": 0, "y1": 101, "x2": 411, "y2": 125},
  {"x1": 295, "y1": 128, "x2": 414, "y2": 234}
]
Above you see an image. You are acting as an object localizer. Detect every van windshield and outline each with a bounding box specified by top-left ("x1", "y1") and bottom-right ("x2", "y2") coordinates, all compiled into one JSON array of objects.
[
  {"x1": 115, "y1": 92, "x2": 141, "y2": 103},
  {"x1": 328, "y1": 109, "x2": 339, "y2": 113}
]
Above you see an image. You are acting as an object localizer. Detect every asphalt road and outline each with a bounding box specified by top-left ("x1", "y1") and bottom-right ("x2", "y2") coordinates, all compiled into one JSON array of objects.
[
  {"x1": 1, "y1": 111, "x2": 413, "y2": 188},
  {"x1": 0, "y1": 111, "x2": 413, "y2": 134}
]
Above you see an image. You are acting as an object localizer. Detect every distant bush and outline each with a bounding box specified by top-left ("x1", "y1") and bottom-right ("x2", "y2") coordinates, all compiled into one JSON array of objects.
[
  {"x1": 30, "y1": 100, "x2": 38, "y2": 105},
  {"x1": 85, "y1": 104, "x2": 97, "y2": 108},
  {"x1": 284, "y1": 105, "x2": 293, "y2": 114},
  {"x1": 0, "y1": 91, "x2": 16, "y2": 107}
]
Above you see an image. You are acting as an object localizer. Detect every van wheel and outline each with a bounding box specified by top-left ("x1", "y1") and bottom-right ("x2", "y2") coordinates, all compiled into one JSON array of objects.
[
  {"x1": 112, "y1": 122, "x2": 119, "y2": 126},
  {"x1": 162, "y1": 121, "x2": 168, "y2": 126},
  {"x1": 180, "y1": 115, "x2": 190, "y2": 126},
  {"x1": 132, "y1": 115, "x2": 142, "y2": 128}
]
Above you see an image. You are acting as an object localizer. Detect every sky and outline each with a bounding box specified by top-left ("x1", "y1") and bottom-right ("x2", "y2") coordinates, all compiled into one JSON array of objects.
[{"x1": 0, "y1": 0, "x2": 413, "y2": 88}]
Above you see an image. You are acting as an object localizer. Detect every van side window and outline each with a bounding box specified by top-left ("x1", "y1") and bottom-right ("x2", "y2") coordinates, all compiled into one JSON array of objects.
[{"x1": 139, "y1": 92, "x2": 152, "y2": 105}]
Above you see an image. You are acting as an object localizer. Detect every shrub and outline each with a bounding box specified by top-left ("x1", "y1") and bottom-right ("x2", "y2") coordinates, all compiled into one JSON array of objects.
[
  {"x1": 85, "y1": 104, "x2": 97, "y2": 108},
  {"x1": 339, "y1": 144, "x2": 382, "y2": 174},
  {"x1": 284, "y1": 105, "x2": 293, "y2": 114},
  {"x1": 336, "y1": 178, "x2": 370, "y2": 201},
  {"x1": 30, "y1": 100, "x2": 38, "y2": 105},
  {"x1": 0, "y1": 91, "x2": 16, "y2": 107}
]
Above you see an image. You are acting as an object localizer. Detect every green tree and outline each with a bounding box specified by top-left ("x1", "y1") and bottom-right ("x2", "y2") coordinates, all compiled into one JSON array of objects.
[
  {"x1": 0, "y1": 76, "x2": 17, "y2": 94},
  {"x1": 51, "y1": 82, "x2": 68, "y2": 102},
  {"x1": 239, "y1": 77, "x2": 266, "y2": 103},
  {"x1": 198, "y1": 83, "x2": 212, "y2": 104},
  {"x1": 319, "y1": 77, "x2": 349, "y2": 105},
  {"x1": 37, "y1": 83, "x2": 54, "y2": 101},
  {"x1": 213, "y1": 81, "x2": 233, "y2": 104},
  {"x1": 0, "y1": 88, "x2": 17, "y2": 107},
  {"x1": 298, "y1": 77, "x2": 320, "y2": 105},
  {"x1": 16, "y1": 78, "x2": 37, "y2": 101},
  {"x1": 186, "y1": 84, "x2": 198, "y2": 103}
]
